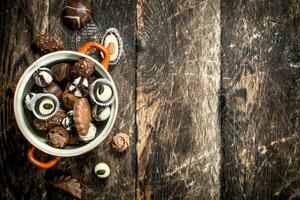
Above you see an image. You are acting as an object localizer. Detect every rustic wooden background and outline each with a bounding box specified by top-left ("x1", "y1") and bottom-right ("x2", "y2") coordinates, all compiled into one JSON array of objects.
[{"x1": 0, "y1": 0, "x2": 299, "y2": 199}]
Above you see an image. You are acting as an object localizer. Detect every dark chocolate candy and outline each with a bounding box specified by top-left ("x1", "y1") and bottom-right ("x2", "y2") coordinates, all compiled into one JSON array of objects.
[
  {"x1": 51, "y1": 63, "x2": 72, "y2": 82},
  {"x1": 73, "y1": 58, "x2": 95, "y2": 77},
  {"x1": 62, "y1": 0, "x2": 92, "y2": 29},
  {"x1": 43, "y1": 83, "x2": 63, "y2": 99},
  {"x1": 34, "y1": 34, "x2": 64, "y2": 53}
]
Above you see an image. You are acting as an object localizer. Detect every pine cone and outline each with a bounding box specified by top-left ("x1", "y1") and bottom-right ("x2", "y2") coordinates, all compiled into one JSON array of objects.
[
  {"x1": 34, "y1": 33, "x2": 64, "y2": 53},
  {"x1": 52, "y1": 175, "x2": 82, "y2": 199}
]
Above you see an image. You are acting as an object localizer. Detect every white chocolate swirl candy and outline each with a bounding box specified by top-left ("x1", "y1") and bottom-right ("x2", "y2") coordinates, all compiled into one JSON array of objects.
[
  {"x1": 24, "y1": 93, "x2": 36, "y2": 111},
  {"x1": 34, "y1": 68, "x2": 53, "y2": 87},
  {"x1": 92, "y1": 105, "x2": 111, "y2": 122}
]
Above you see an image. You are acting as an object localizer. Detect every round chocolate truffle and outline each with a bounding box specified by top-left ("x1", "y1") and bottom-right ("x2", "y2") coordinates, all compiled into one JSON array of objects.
[
  {"x1": 94, "y1": 162, "x2": 110, "y2": 178},
  {"x1": 51, "y1": 63, "x2": 71, "y2": 82},
  {"x1": 73, "y1": 58, "x2": 95, "y2": 77},
  {"x1": 62, "y1": 0, "x2": 92, "y2": 29},
  {"x1": 33, "y1": 108, "x2": 66, "y2": 131},
  {"x1": 47, "y1": 126, "x2": 70, "y2": 148},
  {"x1": 34, "y1": 68, "x2": 53, "y2": 87},
  {"x1": 43, "y1": 82, "x2": 63, "y2": 99}
]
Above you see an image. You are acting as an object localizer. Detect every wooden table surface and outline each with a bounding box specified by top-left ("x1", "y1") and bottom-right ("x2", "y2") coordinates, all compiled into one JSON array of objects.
[{"x1": 0, "y1": 0, "x2": 299, "y2": 199}]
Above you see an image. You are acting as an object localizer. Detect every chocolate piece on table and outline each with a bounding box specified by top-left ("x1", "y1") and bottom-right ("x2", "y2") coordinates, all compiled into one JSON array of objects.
[
  {"x1": 33, "y1": 108, "x2": 66, "y2": 131},
  {"x1": 102, "y1": 28, "x2": 123, "y2": 65},
  {"x1": 73, "y1": 98, "x2": 92, "y2": 135},
  {"x1": 94, "y1": 162, "x2": 110, "y2": 178},
  {"x1": 111, "y1": 132, "x2": 130, "y2": 152},
  {"x1": 73, "y1": 58, "x2": 95, "y2": 77},
  {"x1": 51, "y1": 63, "x2": 71, "y2": 82},
  {"x1": 62, "y1": 0, "x2": 92, "y2": 29},
  {"x1": 34, "y1": 34, "x2": 64, "y2": 53},
  {"x1": 43, "y1": 83, "x2": 63, "y2": 99},
  {"x1": 62, "y1": 90, "x2": 78, "y2": 110},
  {"x1": 34, "y1": 68, "x2": 53, "y2": 87},
  {"x1": 47, "y1": 126, "x2": 70, "y2": 148}
]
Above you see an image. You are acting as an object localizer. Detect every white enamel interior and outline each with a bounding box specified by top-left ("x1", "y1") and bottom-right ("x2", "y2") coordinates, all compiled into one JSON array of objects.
[{"x1": 14, "y1": 51, "x2": 118, "y2": 157}]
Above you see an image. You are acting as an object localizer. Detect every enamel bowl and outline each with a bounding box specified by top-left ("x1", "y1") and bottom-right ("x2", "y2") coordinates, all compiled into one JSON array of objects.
[{"x1": 14, "y1": 43, "x2": 118, "y2": 168}]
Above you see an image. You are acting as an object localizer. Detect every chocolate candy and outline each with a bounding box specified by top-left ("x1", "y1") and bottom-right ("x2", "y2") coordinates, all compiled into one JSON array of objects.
[
  {"x1": 31, "y1": 93, "x2": 60, "y2": 120},
  {"x1": 62, "y1": 0, "x2": 92, "y2": 29},
  {"x1": 89, "y1": 79, "x2": 115, "y2": 106},
  {"x1": 43, "y1": 83, "x2": 63, "y2": 99},
  {"x1": 24, "y1": 93, "x2": 36, "y2": 111},
  {"x1": 111, "y1": 132, "x2": 130, "y2": 152},
  {"x1": 51, "y1": 63, "x2": 71, "y2": 82},
  {"x1": 33, "y1": 108, "x2": 66, "y2": 131},
  {"x1": 47, "y1": 126, "x2": 69, "y2": 148},
  {"x1": 62, "y1": 110, "x2": 75, "y2": 132},
  {"x1": 34, "y1": 34, "x2": 64, "y2": 53},
  {"x1": 94, "y1": 162, "x2": 110, "y2": 178},
  {"x1": 34, "y1": 68, "x2": 53, "y2": 87},
  {"x1": 73, "y1": 58, "x2": 95, "y2": 77},
  {"x1": 73, "y1": 98, "x2": 92, "y2": 135},
  {"x1": 92, "y1": 105, "x2": 111, "y2": 122},
  {"x1": 69, "y1": 77, "x2": 89, "y2": 97},
  {"x1": 62, "y1": 90, "x2": 78, "y2": 110},
  {"x1": 78, "y1": 123, "x2": 96, "y2": 142},
  {"x1": 102, "y1": 28, "x2": 123, "y2": 65}
]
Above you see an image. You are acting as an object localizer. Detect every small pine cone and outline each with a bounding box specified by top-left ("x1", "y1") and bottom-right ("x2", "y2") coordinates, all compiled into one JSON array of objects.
[{"x1": 34, "y1": 33, "x2": 64, "y2": 53}]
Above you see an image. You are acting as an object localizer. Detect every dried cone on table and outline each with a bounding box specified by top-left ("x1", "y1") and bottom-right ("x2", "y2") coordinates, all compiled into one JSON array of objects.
[
  {"x1": 52, "y1": 175, "x2": 82, "y2": 199},
  {"x1": 34, "y1": 34, "x2": 64, "y2": 53}
]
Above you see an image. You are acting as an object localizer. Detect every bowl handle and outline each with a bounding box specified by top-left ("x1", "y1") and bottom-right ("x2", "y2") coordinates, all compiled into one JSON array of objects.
[
  {"x1": 78, "y1": 42, "x2": 110, "y2": 71},
  {"x1": 27, "y1": 146, "x2": 60, "y2": 169}
]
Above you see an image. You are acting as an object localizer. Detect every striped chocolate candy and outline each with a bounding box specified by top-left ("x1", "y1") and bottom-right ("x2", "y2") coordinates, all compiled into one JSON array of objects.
[{"x1": 62, "y1": 0, "x2": 92, "y2": 29}]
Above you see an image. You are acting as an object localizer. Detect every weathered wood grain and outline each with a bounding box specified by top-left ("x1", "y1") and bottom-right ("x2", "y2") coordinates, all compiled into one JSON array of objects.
[
  {"x1": 221, "y1": 1, "x2": 300, "y2": 199},
  {"x1": 0, "y1": 0, "x2": 136, "y2": 199},
  {"x1": 136, "y1": 0, "x2": 221, "y2": 199}
]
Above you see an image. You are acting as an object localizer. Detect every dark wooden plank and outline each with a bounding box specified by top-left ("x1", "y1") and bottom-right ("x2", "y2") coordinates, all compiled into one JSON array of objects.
[
  {"x1": 221, "y1": 0, "x2": 300, "y2": 199},
  {"x1": 0, "y1": 0, "x2": 136, "y2": 199},
  {"x1": 136, "y1": 0, "x2": 221, "y2": 199}
]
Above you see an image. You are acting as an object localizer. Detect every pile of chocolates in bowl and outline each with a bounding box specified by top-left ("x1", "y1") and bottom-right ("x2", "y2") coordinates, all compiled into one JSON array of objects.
[{"x1": 24, "y1": 58, "x2": 115, "y2": 148}]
